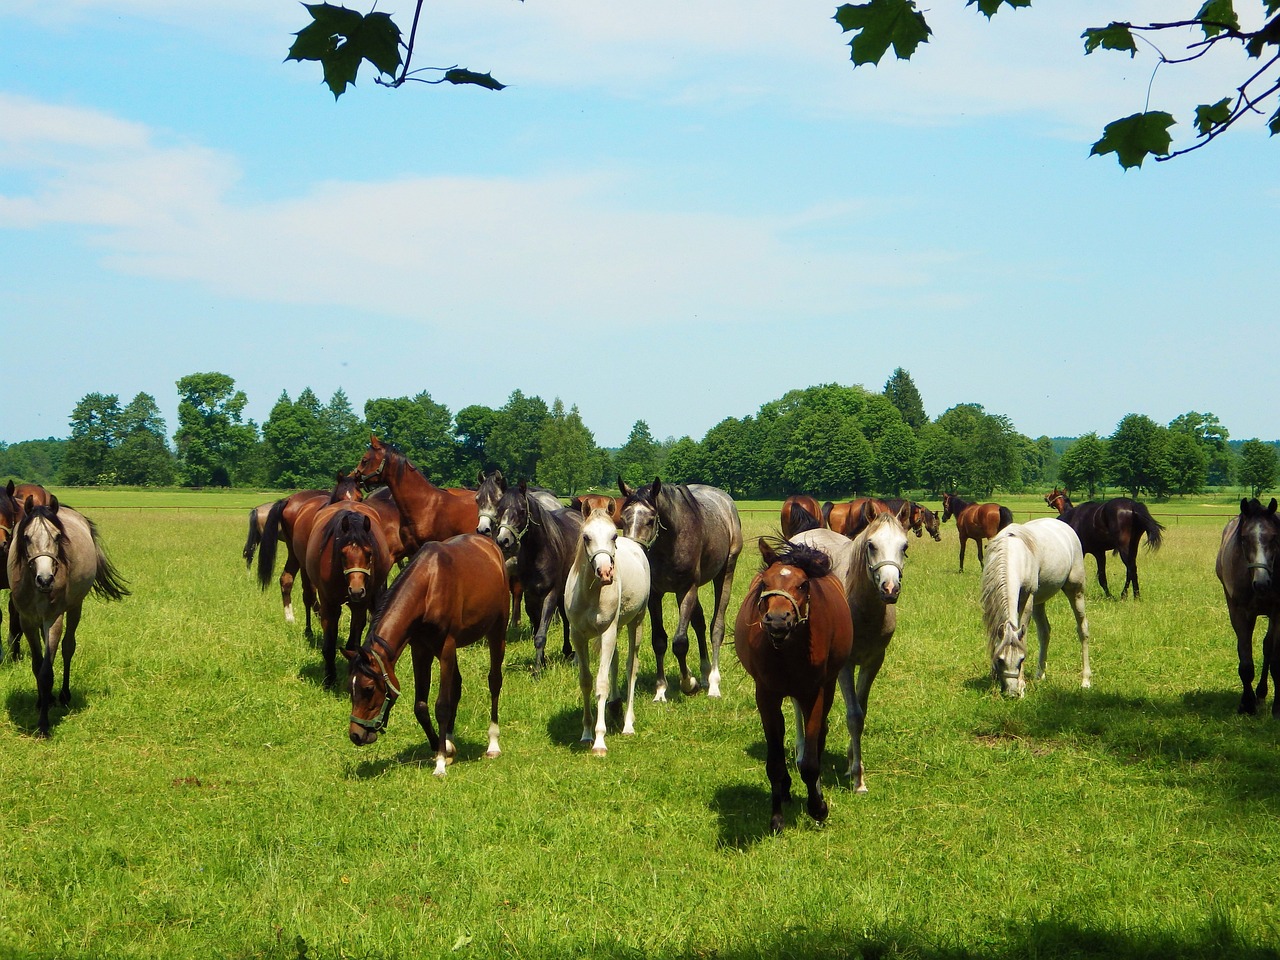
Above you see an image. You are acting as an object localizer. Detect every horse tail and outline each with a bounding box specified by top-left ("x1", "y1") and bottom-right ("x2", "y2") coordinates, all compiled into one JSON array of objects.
[
  {"x1": 1133, "y1": 502, "x2": 1165, "y2": 551},
  {"x1": 787, "y1": 501, "x2": 821, "y2": 536},
  {"x1": 821, "y1": 501, "x2": 835, "y2": 527},
  {"x1": 86, "y1": 520, "x2": 130, "y2": 602},
  {"x1": 998, "y1": 505, "x2": 1014, "y2": 530},
  {"x1": 256, "y1": 498, "x2": 287, "y2": 590},
  {"x1": 242, "y1": 507, "x2": 263, "y2": 568}
]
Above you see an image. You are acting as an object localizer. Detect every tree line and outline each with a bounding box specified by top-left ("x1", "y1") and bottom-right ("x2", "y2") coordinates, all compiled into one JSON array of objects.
[{"x1": 1, "y1": 369, "x2": 1276, "y2": 500}]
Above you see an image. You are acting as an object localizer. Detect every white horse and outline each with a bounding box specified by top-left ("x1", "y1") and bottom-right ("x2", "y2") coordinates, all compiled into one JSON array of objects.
[
  {"x1": 565, "y1": 508, "x2": 651, "y2": 755},
  {"x1": 791, "y1": 503, "x2": 910, "y2": 792},
  {"x1": 981, "y1": 518, "x2": 1091, "y2": 697}
]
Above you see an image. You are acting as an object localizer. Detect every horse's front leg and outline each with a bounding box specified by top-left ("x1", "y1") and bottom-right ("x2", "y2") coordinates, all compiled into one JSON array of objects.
[
  {"x1": 672, "y1": 584, "x2": 703, "y2": 695},
  {"x1": 589, "y1": 622, "x2": 620, "y2": 755},
  {"x1": 648, "y1": 593, "x2": 670, "y2": 702},
  {"x1": 976, "y1": 538, "x2": 985, "y2": 568},
  {"x1": 957, "y1": 539, "x2": 967, "y2": 573},
  {"x1": 346, "y1": 602, "x2": 368, "y2": 652},
  {"x1": 1229, "y1": 606, "x2": 1258, "y2": 714},
  {"x1": 410, "y1": 643, "x2": 440, "y2": 750},
  {"x1": 432, "y1": 643, "x2": 462, "y2": 777},
  {"x1": 1120, "y1": 545, "x2": 1138, "y2": 600},
  {"x1": 485, "y1": 619, "x2": 506, "y2": 758},
  {"x1": 755, "y1": 688, "x2": 790, "y2": 834},
  {"x1": 573, "y1": 625, "x2": 597, "y2": 747},
  {"x1": 558, "y1": 598, "x2": 574, "y2": 662},
  {"x1": 621, "y1": 619, "x2": 642, "y2": 735},
  {"x1": 1263, "y1": 618, "x2": 1280, "y2": 718},
  {"x1": 530, "y1": 590, "x2": 559, "y2": 676},
  {"x1": 31, "y1": 615, "x2": 62, "y2": 737},
  {"x1": 1031, "y1": 603, "x2": 1052, "y2": 683},
  {"x1": 1066, "y1": 587, "x2": 1092, "y2": 688},
  {"x1": 6, "y1": 596, "x2": 22, "y2": 662},
  {"x1": 58, "y1": 605, "x2": 81, "y2": 707}
]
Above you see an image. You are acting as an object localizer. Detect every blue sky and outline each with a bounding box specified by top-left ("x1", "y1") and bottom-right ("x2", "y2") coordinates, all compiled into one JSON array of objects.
[{"x1": 1, "y1": 1, "x2": 1275, "y2": 449}]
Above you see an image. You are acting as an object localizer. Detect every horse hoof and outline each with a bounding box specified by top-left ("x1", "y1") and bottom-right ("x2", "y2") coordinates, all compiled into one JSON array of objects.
[
  {"x1": 485, "y1": 748, "x2": 501, "y2": 759},
  {"x1": 1239, "y1": 699, "x2": 1258, "y2": 715},
  {"x1": 770, "y1": 815, "x2": 785, "y2": 835},
  {"x1": 58, "y1": 692, "x2": 70, "y2": 707},
  {"x1": 809, "y1": 799, "x2": 829, "y2": 823},
  {"x1": 680, "y1": 676, "x2": 701, "y2": 696},
  {"x1": 591, "y1": 745, "x2": 607, "y2": 757}
]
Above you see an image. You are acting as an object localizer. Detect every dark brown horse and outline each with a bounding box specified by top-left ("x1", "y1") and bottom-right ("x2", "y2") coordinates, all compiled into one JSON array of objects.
[
  {"x1": 620, "y1": 477, "x2": 742, "y2": 699},
  {"x1": 883, "y1": 498, "x2": 942, "y2": 542},
  {"x1": 305, "y1": 501, "x2": 394, "y2": 688},
  {"x1": 344, "y1": 534, "x2": 509, "y2": 776},
  {"x1": 353, "y1": 435, "x2": 480, "y2": 550},
  {"x1": 1045, "y1": 488, "x2": 1164, "y2": 598},
  {"x1": 780, "y1": 494, "x2": 824, "y2": 539},
  {"x1": 940, "y1": 493, "x2": 1013, "y2": 571},
  {"x1": 734, "y1": 538, "x2": 852, "y2": 834},
  {"x1": 257, "y1": 476, "x2": 364, "y2": 634},
  {"x1": 0, "y1": 480, "x2": 25, "y2": 660},
  {"x1": 825, "y1": 497, "x2": 891, "y2": 539},
  {"x1": 1215, "y1": 497, "x2": 1279, "y2": 715},
  {"x1": 477, "y1": 470, "x2": 562, "y2": 628}
]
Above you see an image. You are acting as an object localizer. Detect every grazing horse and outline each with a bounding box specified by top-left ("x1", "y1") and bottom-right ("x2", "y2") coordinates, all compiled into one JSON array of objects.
[
  {"x1": 734, "y1": 538, "x2": 852, "y2": 834},
  {"x1": 825, "y1": 497, "x2": 891, "y2": 539},
  {"x1": 883, "y1": 498, "x2": 941, "y2": 542},
  {"x1": 257, "y1": 476, "x2": 363, "y2": 633},
  {"x1": 791, "y1": 502, "x2": 910, "y2": 793},
  {"x1": 493, "y1": 480, "x2": 583, "y2": 672},
  {"x1": 344, "y1": 534, "x2": 509, "y2": 776},
  {"x1": 980, "y1": 518, "x2": 1091, "y2": 697},
  {"x1": 1046, "y1": 489, "x2": 1165, "y2": 599},
  {"x1": 305, "y1": 502, "x2": 393, "y2": 688},
  {"x1": 565, "y1": 508, "x2": 651, "y2": 754},
  {"x1": 780, "y1": 494, "x2": 824, "y2": 539},
  {"x1": 619, "y1": 477, "x2": 742, "y2": 699},
  {"x1": 941, "y1": 493, "x2": 1013, "y2": 571},
  {"x1": 1215, "y1": 497, "x2": 1280, "y2": 715},
  {"x1": 352, "y1": 435, "x2": 479, "y2": 549},
  {"x1": 7, "y1": 496, "x2": 129, "y2": 736}
]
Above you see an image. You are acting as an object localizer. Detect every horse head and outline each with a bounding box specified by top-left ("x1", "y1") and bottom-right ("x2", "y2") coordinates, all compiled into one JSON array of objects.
[
  {"x1": 336, "y1": 512, "x2": 376, "y2": 604},
  {"x1": 859, "y1": 512, "x2": 909, "y2": 604},
  {"x1": 475, "y1": 469, "x2": 507, "y2": 537},
  {"x1": 1239, "y1": 497, "x2": 1280, "y2": 595},
  {"x1": 1046, "y1": 489, "x2": 1072, "y2": 515},
  {"x1": 991, "y1": 620, "x2": 1028, "y2": 697},
  {"x1": 580, "y1": 509, "x2": 620, "y2": 584},
  {"x1": 940, "y1": 493, "x2": 955, "y2": 523},
  {"x1": 493, "y1": 481, "x2": 531, "y2": 558},
  {"x1": 17, "y1": 496, "x2": 67, "y2": 594},
  {"x1": 353, "y1": 434, "x2": 391, "y2": 486},
  {"x1": 619, "y1": 477, "x2": 663, "y2": 550},
  {"x1": 755, "y1": 538, "x2": 830, "y2": 645},
  {"x1": 344, "y1": 636, "x2": 400, "y2": 746},
  {"x1": 0, "y1": 480, "x2": 20, "y2": 563},
  {"x1": 920, "y1": 505, "x2": 942, "y2": 542}
]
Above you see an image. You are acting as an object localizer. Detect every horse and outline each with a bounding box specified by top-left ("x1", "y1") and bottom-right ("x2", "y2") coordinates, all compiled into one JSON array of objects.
[
  {"x1": 1215, "y1": 497, "x2": 1280, "y2": 716},
  {"x1": 940, "y1": 493, "x2": 1013, "y2": 571},
  {"x1": 476, "y1": 470, "x2": 562, "y2": 626},
  {"x1": 734, "y1": 538, "x2": 852, "y2": 834},
  {"x1": 565, "y1": 508, "x2": 651, "y2": 754},
  {"x1": 980, "y1": 518, "x2": 1091, "y2": 697},
  {"x1": 791, "y1": 502, "x2": 911, "y2": 793},
  {"x1": 9, "y1": 482, "x2": 50, "y2": 508},
  {"x1": 344, "y1": 534, "x2": 509, "y2": 776},
  {"x1": 619, "y1": 477, "x2": 743, "y2": 700},
  {"x1": 7, "y1": 496, "x2": 129, "y2": 736},
  {"x1": 825, "y1": 497, "x2": 891, "y2": 539},
  {"x1": 883, "y1": 498, "x2": 941, "y2": 542},
  {"x1": 1045, "y1": 489, "x2": 1165, "y2": 599},
  {"x1": 0, "y1": 480, "x2": 25, "y2": 661},
  {"x1": 352, "y1": 435, "x2": 480, "y2": 549},
  {"x1": 493, "y1": 479, "x2": 583, "y2": 672},
  {"x1": 780, "y1": 494, "x2": 824, "y2": 538},
  {"x1": 257, "y1": 475, "x2": 364, "y2": 634},
  {"x1": 305, "y1": 501, "x2": 394, "y2": 689}
]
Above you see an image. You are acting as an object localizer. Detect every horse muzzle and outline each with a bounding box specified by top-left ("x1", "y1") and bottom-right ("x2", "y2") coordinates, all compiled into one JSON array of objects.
[
  {"x1": 762, "y1": 611, "x2": 796, "y2": 641},
  {"x1": 349, "y1": 725, "x2": 379, "y2": 746}
]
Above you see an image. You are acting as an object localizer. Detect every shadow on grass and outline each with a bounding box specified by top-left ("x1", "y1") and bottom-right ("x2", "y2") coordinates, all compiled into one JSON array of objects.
[
  {"x1": 347, "y1": 729, "x2": 500, "y2": 781},
  {"x1": 3, "y1": 684, "x2": 90, "y2": 738}
]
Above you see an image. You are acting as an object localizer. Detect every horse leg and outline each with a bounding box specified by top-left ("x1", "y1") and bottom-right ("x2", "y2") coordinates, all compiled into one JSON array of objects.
[
  {"x1": 300, "y1": 570, "x2": 317, "y2": 641},
  {"x1": 690, "y1": 600, "x2": 709, "y2": 691},
  {"x1": 319, "y1": 602, "x2": 340, "y2": 689},
  {"x1": 558, "y1": 597, "x2": 574, "y2": 662},
  {"x1": 755, "y1": 688, "x2": 790, "y2": 834},
  {"x1": 485, "y1": 620, "x2": 506, "y2": 758},
  {"x1": 705, "y1": 554, "x2": 740, "y2": 699},
  {"x1": 530, "y1": 590, "x2": 558, "y2": 677},
  {"x1": 1093, "y1": 551, "x2": 1112, "y2": 599},
  {"x1": 958, "y1": 538, "x2": 966, "y2": 573},
  {"x1": 280, "y1": 555, "x2": 298, "y2": 625},
  {"x1": 589, "y1": 621, "x2": 620, "y2": 755},
  {"x1": 1228, "y1": 605, "x2": 1258, "y2": 715},
  {"x1": 58, "y1": 605, "x2": 81, "y2": 707},
  {"x1": 1066, "y1": 585, "x2": 1092, "y2": 688},
  {"x1": 32, "y1": 614, "x2": 62, "y2": 737},
  {"x1": 797, "y1": 688, "x2": 832, "y2": 825},
  {"x1": 432, "y1": 644, "x2": 462, "y2": 777},
  {"x1": 648, "y1": 593, "x2": 671, "y2": 703},
  {"x1": 976, "y1": 537, "x2": 985, "y2": 569},
  {"x1": 621, "y1": 618, "x2": 642, "y2": 735},
  {"x1": 843, "y1": 656, "x2": 884, "y2": 793},
  {"x1": 574, "y1": 625, "x2": 597, "y2": 747},
  {"x1": 410, "y1": 644, "x2": 440, "y2": 750},
  {"x1": 1121, "y1": 541, "x2": 1139, "y2": 600},
  {"x1": 7, "y1": 596, "x2": 22, "y2": 661},
  {"x1": 1263, "y1": 618, "x2": 1279, "y2": 718},
  {"x1": 1031, "y1": 602, "x2": 1052, "y2": 683},
  {"x1": 672, "y1": 584, "x2": 703, "y2": 696}
]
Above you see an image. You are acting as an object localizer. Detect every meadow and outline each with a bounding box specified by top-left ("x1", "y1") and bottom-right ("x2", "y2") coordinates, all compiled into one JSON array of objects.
[{"x1": 0, "y1": 489, "x2": 1277, "y2": 960}]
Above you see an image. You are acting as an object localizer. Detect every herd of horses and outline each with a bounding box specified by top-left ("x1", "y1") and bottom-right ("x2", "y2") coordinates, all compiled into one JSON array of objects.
[{"x1": 1, "y1": 449, "x2": 1278, "y2": 833}]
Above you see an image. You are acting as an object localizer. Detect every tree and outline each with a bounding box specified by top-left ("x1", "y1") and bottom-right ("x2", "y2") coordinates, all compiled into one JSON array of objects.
[
  {"x1": 873, "y1": 419, "x2": 919, "y2": 495},
  {"x1": 1164, "y1": 430, "x2": 1209, "y2": 495},
  {"x1": 262, "y1": 391, "x2": 327, "y2": 488},
  {"x1": 614, "y1": 420, "x2": 659, "y2": 487},
  {"x1": 321, "y1": 388, "x2": 366, "y2": 472},
  {"x1": 112, "y1": 393, "x2": 175, "y2": 486},
  {"x1": 1238, "y1": 439, "x2": 1279, "y2": 497},
  {"x1": 486, "y1": 390, "x2": 549, "y2": 481},
  {"x1": 0, "y1": 439, "x2": 65, "y2": 485},
  {"x1": 455, "y1": 403, "x2": 503, "y2": 476},
  {"x1": 1169, "y1": 410, "x2": 1234, "y2": 485},
  {"x1": 916, "y1": 425, "x2": 965, "y2": 494},
  {"x1": 1057, "y1": 432, "x2": 1108, "y2": 499},
  {"x1": 538, "y1": 399, "x2": 598, "y2": 496},
  {"x1": 883, "y1": 367, "x2": 927, "y2": 430},
  {"x1": 783, "y1": 414, "x2": 873, "y2": 499},
  {"x1": 933, "y1": 403, "x2": 1021, "y2": 495},
  {"x1": 63, "y1": 393, "x2": 122, "y2": 485},
  {"x1": 700, "y1": 417, "x2": 763, "y2": 499},
  {"x1": 834, "y1": 1, "x2": 1280, "y2": 168},
  {"x1": 1107, "y1": 414, "x2": 1172, "y2": 498},
  {"x1": 174, "y1": 373, "x2": 258, "y2": 487},
  {"x1": 661, "y1": 437, "x2": 705, "y2": 485}
]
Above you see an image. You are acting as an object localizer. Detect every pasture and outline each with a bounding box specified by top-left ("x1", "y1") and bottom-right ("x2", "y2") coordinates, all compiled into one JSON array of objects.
[{"x1": 0, "y1": 490, "x2": 1277, "y2": 960}]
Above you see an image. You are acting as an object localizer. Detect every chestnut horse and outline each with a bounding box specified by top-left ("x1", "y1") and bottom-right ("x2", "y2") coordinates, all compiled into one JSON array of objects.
[
  {"x1": 734, "y1": 538, "x2": 852, "y2": 834},
  {"x1": 883, "y1": 498, "x2": 941, "y2": 542},
  {"x1": 344, "y1": 534, "x2": 509, "y2": 776},
  {"x1": 1215, "y1": 497, "x2": 1279, "y2": 715},
  {"x1": 353, "y1": 435, "x2": 479, "y2": 550},
  {"x1": 305, "y1": 501, "x2": 394, "y2": 688},
  {"x1": 940, "y1": 493, "x2": 1013, "y2": 571},
  {"x1": 569, "y1": 493, "x2": 626, "y2": 527},
  {"x1": 1045, "y1": 488, "x2": 1164, "y2": 599},
  {"x1": 0, "y1": 481, "x2": 26, "y2": 660},
  {"x1": 824, "y1": 497, "x2": 891, "y2": 539},
  {"x1": 780, "y1": 494, "x2": 824, "y2": 539}
]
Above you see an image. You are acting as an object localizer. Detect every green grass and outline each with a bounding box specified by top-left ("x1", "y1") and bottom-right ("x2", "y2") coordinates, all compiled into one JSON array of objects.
[{"x1": 1, "y1": 492, "x2": 1277, "y2": 959}]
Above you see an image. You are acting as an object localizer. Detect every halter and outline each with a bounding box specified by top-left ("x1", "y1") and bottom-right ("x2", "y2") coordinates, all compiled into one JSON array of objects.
[
  {"x1": 758, "y1": 587, "x2": 809, "y2": 647},
  {"x1": 867, "y1": 556, "x2": 904, "y2": 579},
  {"x1": 342, "y1": 565, "x2": 374, "y2": 577},
  {"x1": 626, "y1": 508, "x2": 664, "y2": 550},
  {"x1": 349, "y1": 637, "x2": 400, "y2": 733},
  {"x1": 496, "y1": 508, "x2": 531, "y2": 548},
  {"x1": 357, "y1": 450, "x2": 388, "y2": 484}
]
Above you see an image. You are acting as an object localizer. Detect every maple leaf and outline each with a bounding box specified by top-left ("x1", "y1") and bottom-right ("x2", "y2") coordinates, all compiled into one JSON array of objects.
[
  {"x1": 966, "y1": 0, "x2": 1031, "y2": 19},
  {"x1": 834, "y1": 0, "x2": 931, "y2": 67},
  {"x1": 287, "y1": 3, "x2": 403, "y2": 99},
  {"x1": 1083, "y1": 23, "x2": 1137, "y2": 57},
  {"x1": 1090, "y1": 112, "x2": 1175, "y2": 169},
  {"x1": 1194, "y1": 97, "x2": 1232, "y2": 136}
]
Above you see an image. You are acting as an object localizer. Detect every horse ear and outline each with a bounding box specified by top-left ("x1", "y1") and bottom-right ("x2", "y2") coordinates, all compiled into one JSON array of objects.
[
  {"x1": 894, "y1": 500, "x2": 912, "y2": 529},
  {"x1": 1241, "y1": 498, "x2": 1252, "y2": 514},
  {"x1": 341, "y1": 648, "x2": 359, "y2": 663},
  {"x1": 23, "y1": 495, "x2": 34, "y2": 513},
  {"x1": 651, "y1": 477, "x2": 662, "y2": 499},
  {"x1": 495, "y1": 471, "x2": 507, "y2": 492},
  {"x1": 618, "y1": 477, "x2": 632, "y2": 497},
  {"x1": 569, "y1": 496, "x2": 583, "y2": 513},
  {"x1": 758, "y1": 536, "x2": 778, "y2": 566},
  {"x1": 4, "y1": 480, "x2": 12, "y2": 497},
  {"x1": 1269, "y1": 498, "x2": 1278, "y2": 516},
  {"x1": 860, "y1": 499, "x2": 877, "y2": 523},
  {"x1": 361, "y1": 514, "x2": 372, "y2": 532},
  {"x1": 48, "y1": 495, "x2": 59, "y2": 513}
]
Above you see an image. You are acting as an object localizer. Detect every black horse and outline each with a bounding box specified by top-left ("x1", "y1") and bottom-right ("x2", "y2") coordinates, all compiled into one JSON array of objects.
[
  {"x1": 1215, "y1": 498, "x2": 1279, "y2": 715},
  {"x1": 1046, "y1": 489, "x2": 1164, "y2": 599},
  {"x1": 493, "y1": 479, "x2": 583, "y2": 673},
  {"x1": 619, "y1": 477, "x2": 742, "y2": 700}
]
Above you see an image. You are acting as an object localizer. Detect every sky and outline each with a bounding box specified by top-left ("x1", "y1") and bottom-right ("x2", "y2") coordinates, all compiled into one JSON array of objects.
[{"x1": 1, "y1": 1, "x2": 1276, "y2": 449}]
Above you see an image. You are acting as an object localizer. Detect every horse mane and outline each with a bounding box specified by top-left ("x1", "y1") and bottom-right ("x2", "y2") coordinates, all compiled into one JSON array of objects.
[
  {"x1": 759, "y1": 537, "x2": 832, "y2": 581},
  {"x1": 319, "y1": 506, "x2": 375, "y2": 556},
  {"x1": 979, "y1": 532, "x2": 1018, "y2": 650}
]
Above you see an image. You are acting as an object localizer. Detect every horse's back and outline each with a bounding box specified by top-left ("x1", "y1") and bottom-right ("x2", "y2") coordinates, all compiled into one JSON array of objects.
[
  {"x1": 1015, "y1": 518, "x2": 1085, "y2": 594},
  {"x1": 430, "y1": 534, "x2": 510, "y2": 632}
]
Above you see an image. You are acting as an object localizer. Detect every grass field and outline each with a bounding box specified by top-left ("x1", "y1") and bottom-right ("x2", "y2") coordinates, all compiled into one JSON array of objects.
[{"x1": 0, "y1": 489, "x2": 1277, "y2": 960}]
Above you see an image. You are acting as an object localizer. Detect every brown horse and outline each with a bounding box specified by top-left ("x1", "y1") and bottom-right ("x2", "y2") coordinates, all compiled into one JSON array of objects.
[
  {"x1": 1216, "y1": 497, "x2": 1280, "y2": 715},
  {"x1": 344, "y1": 534, "x2": 509, "y2": 776},
  {"x1": 0, "y1": 480, "x2": 25, "y2": 660},
  {"x1": 257, "y1": 476, "x2": 364, "y2": 634},
  {"x1": 305, "y1": 501, "x2": 394, "y2": 688},
  {"x1": 780, "y1": 494, "x2": 824, "y2": 538},
  {"x1": 825, "y1": 497, "x2": 891, "y2": 539},
  {"x1": 940, "y1": 493, "x2": 1013, "y2": 571},
  {"x1": 353, "y1": 435, "x2": 479, "y2": 550},
  {"x1": 734, "y1": 538, "x2": 852, "y2": 834},
  {"x1": 1045, "y1": 488, "x2": 1164, "y2": 599},
  {"x1": 883, "y1": 498, "x2": 941, "y2": 542},
  {"x1": 569, "y1": 493, "x2": 626, "y2": 527}
]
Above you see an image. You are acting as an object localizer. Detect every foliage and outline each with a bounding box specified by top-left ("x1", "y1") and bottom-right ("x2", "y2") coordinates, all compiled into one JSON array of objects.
[
  {"x1": 660, "y1": 436, "x2": 704, "y2": 485},
  {"x1": 63, "y1": 392, "x2": 122, "y2": 486},
  {"x1": 882, "y1": 367, "x2": 928, "y2": 431},
  {"x1": 1057, "y1": 431, "x2": 1108, "y2": 499},
  {"x1": 0, "y1": 438, "x2": 65, "y2": 485},
  {"x1": 363, "y1": 391, "x2": 458, "y2": 484},
  {"x1": 1238, "y1": 437, "x2": 1279, "y2": 497},
  {"x1": 872, "y1": 419, "x2": 919, "y2": 495},
  {"x1": 64, "y1": 392, "x2": 174, "y2": 486},
  {"x1": 1169, "y1": 410, "x2": 1234, "y2": 485},
  {"x1": 931, "y1": 403, "x2": 1020, "y2": 496},
  {"x1": 834, "y1": 1, "x2": 1280, "y2": 168},
  {"x1": 1106, "y1": 413, "x2": 1172, "y2": 498},
  {"x1": 1164, "y1": 429, "x2": 1210, "y2": 495},
  {"x1": 537, "y1": 399, "x2": 599, "y2": 496},
  {"x1": 614, "y1": 420, "x2": 660, "y2": 487},
  {"x1": 174, "y1": 373, "x2": 258, "y2": 487}
]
